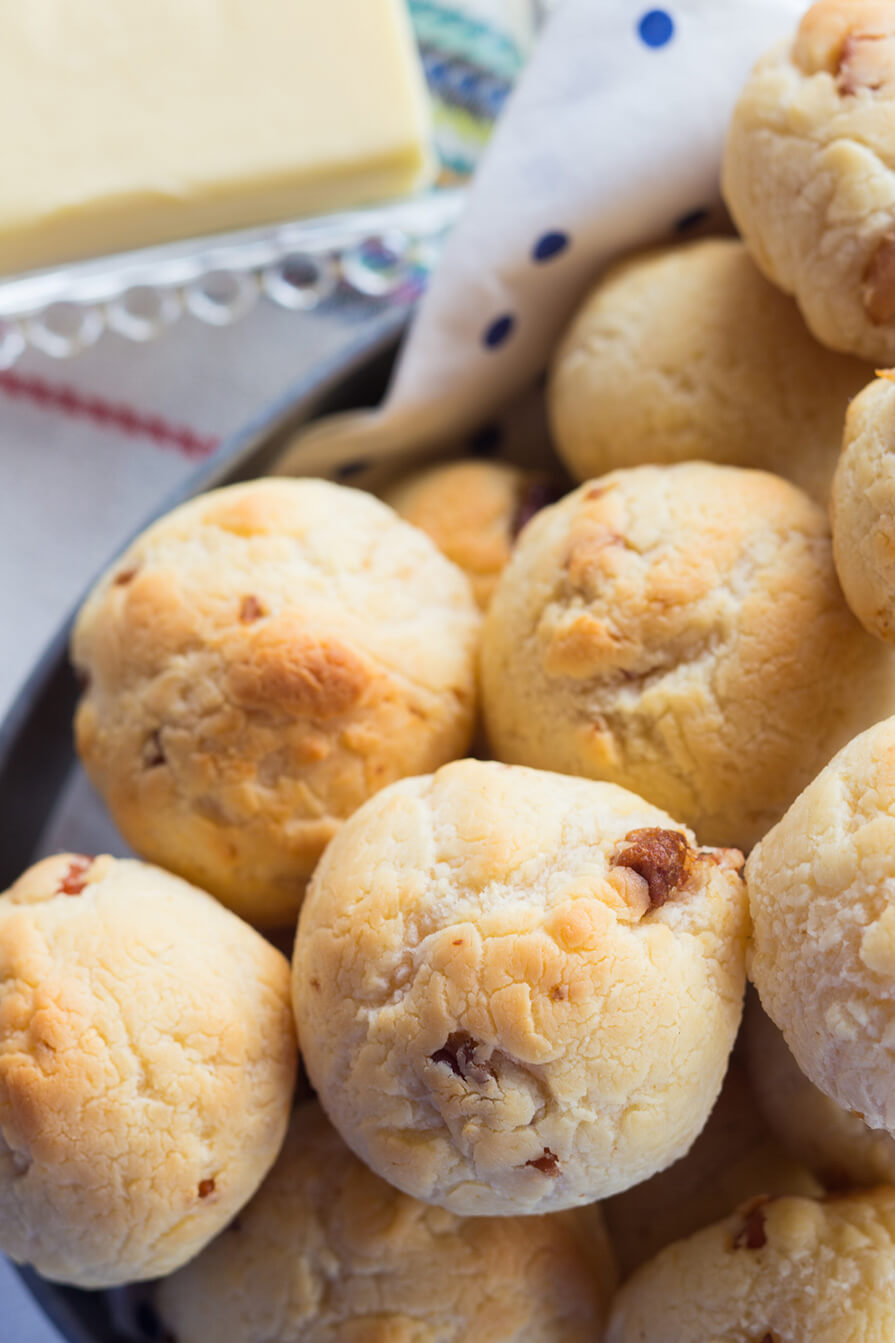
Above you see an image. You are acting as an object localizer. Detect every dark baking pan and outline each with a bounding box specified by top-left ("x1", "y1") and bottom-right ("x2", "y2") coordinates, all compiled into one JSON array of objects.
[{"x1": 0, "y1": 307, "x2": 406, "y2": 1343}]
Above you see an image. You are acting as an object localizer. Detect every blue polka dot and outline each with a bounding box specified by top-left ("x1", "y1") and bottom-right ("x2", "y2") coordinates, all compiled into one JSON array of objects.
[
  {"x1": 483, "y1": 314, "x2": 515, "y2": 349},
  {"x1": 533, "y1": 231, "x2": 570, "y2": 263},
  {"x1": 674, "y1": 207, "x2": 709, "y2": 233},
  {"x1": 638, "y1": 9, "x2": 674, "y2": 47},
  {"x1": 336, "y1": 458, "x2": 372, "y2": 479}
]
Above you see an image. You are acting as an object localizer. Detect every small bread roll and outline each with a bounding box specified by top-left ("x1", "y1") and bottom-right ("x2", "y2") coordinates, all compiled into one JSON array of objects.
[
  {"x1": 549, "y1": 238, "x2": 869, "y2": 502},
  {"x1": 157, "y1": 1101, "x2": 617, "y2": 1343},
  {"x1": 747, "y1": 715, "x2": 895, "y2": 1138},
  {"x1": 480, "y1": 464, "x2": 895, "y2": 851},
  {"x1": 72, "y1": 478, "x2": 480, "y2": 927},
  {"x1": 294, "y1": 758, "x2": 748, "y2": 1216},
  {"x1": 723, "y1": 0, "x2": 895, "y2": 362},
  {"x1": 0, "y1": 855, "x2": 296, "y2": 1287},
  {"x1": 607, "y1": 1188, "x2": 895, "y2": 1342},
  {"x1": 603, "y1": 1058, "x2": 821, "y2": 1277},
  {"x1": 383, "y1": 459, "x2": 565, "y2": 609},
  {"x1": 745, "y1": 998, "x2": 895, "y2": 1189},
  {"x1": 832, "y1": 374, "x2": 895, "y2": 642}
]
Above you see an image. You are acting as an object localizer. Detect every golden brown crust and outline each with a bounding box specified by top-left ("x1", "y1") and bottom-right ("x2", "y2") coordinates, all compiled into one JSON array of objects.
[
  {"x1": 71, "y1": 478, "x2": 481, "y2": 927},
  {"x1": 480, "y1": 464, "x2": 895, "y2": 850},
  {"x1": 226, "y1": 624, "x2": 369, "y2": 719},
  {"x1": 0, "y1": 855, "x2": 297, "y2": 1288},
  {"x1": 383, "y1": 459, "x2": 566, "y2": 610},
  {"x1": 157, "y1": 1102, "x2": 617, "y2": 1343}
]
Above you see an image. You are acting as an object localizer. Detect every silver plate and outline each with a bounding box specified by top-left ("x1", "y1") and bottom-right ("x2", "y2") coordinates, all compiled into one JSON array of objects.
[{"x1": 0, "y1": 192, "x2": 464, "y2": 366}]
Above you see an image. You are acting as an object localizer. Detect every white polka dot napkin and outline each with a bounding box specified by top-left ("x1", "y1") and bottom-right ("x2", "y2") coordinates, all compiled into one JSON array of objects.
[{"x1": 279, "y1": 0, "x2": 807, "y2": 478}]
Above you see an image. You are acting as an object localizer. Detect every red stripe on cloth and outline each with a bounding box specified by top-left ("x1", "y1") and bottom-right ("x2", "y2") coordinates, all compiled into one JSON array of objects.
[{"x1": 0, "y1": 370, "x2": 220, "y2": 459}]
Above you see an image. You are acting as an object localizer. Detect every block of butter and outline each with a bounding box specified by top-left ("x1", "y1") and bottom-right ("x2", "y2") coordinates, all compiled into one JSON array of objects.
[{"x1": 0, "y1": 0, "x2": 434, "y2": 276}]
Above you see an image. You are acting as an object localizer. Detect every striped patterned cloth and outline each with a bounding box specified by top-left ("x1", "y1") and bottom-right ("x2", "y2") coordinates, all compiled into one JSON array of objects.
[{"x1": 410, "y1": 0, "x2": 534, "y2": 178}]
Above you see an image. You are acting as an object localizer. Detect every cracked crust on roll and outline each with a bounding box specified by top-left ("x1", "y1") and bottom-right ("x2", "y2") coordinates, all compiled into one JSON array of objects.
[
  {"x1": 479, "y1": 463, "x2": 895, "y2": 851},
  {"x1": 723, "y1": 0, "x2": 895, "y2": 362},
  {"x1": 157, "y1": 1101, "x2": 617, "y2": 1343},
  {"x1": 549, "y1": 238, "x2": 871, "y2": 503},
  {"x1": 0, "y1": 855, "x2": 297, "y2": 1288},
  {"x1": 747, "y1": 714, "x2": 895, "y2": 1138},
  {"x1": 293, "y1": 759, "x2": 748, "y2": 1216},
  {"x1": 607, "y1": 1188, "x2": 895, "y2": 1342},
  {"x1": 71, "y1": 478, "x2": 481, "y2": 927}
]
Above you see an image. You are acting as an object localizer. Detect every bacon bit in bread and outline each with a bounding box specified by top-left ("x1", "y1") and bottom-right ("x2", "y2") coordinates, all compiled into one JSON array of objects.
[
  {"x1": 57, "y1": 855, "x2": 92, "y2": 896},
  {"x1": 430, "y1": 1032, "x2": 495, "y2": 1085},
  {"x1": 525, "y1": 1149, "x2": 560, "y2": 1176},
  {"x1": 613, "y1": 828, "x2": 692, "y2": 908}
]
